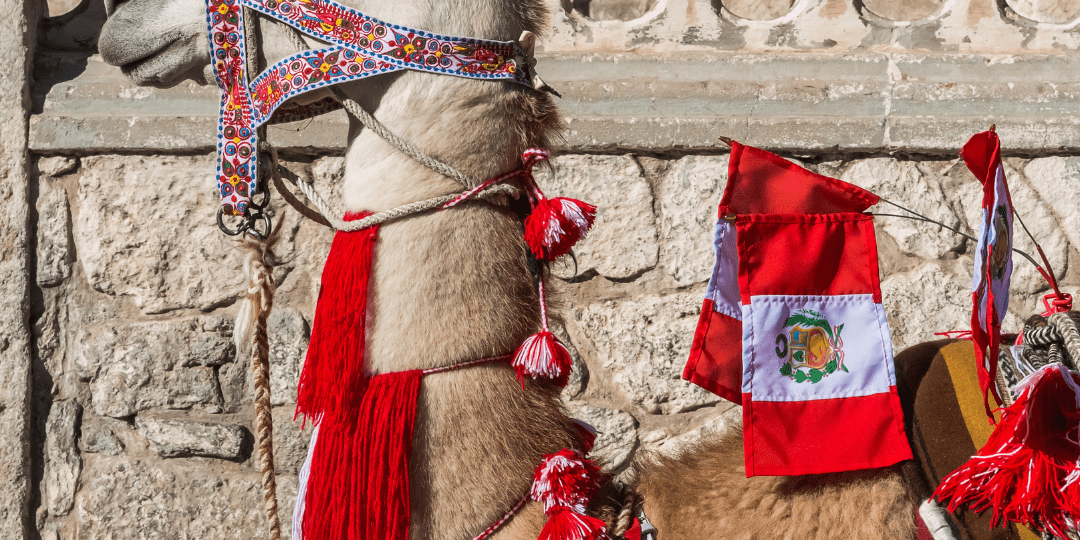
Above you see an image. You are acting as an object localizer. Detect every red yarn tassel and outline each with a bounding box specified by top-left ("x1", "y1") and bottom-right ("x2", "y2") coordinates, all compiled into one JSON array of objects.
[
  {"x1": 524, "y1": 197, "x2": 597, "y2": 260},
  {"x1": 531, "y1": 449, "x2": 609, "y2": 540},
  {"x1": 933, "y1": 364, "x2": 1080, "y2": 538},
  {"x1": 301, "y1": 370, "x2": 423, "y2": 540},
  {"x1": 531, "y1": 449, "x2": 602, "y2": 513},
  {"x1": 295, "y1": 212, "x2": 378, "y2": 424},
  {"x1": 537, "y1": 507, "x2": 609, "y2": 540},
  {"x1": 512, "y1": 330, "x2": 572, "y2": 387}
]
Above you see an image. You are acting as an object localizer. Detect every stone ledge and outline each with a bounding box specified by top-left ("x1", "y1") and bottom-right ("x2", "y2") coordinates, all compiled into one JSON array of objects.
[{"x1": 30, "y1": 52, "x2": 1080, "y2": 155}]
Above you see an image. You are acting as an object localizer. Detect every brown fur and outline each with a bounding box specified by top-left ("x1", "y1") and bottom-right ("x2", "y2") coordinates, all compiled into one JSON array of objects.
[
  {"x1": 635, "y1": 432, "x2": 917, "y2": 540},
  {"x1": 327, "y1": 2, "x2": 614, "y2": 539}
]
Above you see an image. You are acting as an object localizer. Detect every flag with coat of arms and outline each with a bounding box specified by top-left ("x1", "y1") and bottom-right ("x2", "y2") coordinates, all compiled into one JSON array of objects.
[
  {"x1": 683, "y1": 142, "x2": 912, "y2": 476},
  {"x1": 963, "y1": 127, "x2": 1013, "y2": 418}
]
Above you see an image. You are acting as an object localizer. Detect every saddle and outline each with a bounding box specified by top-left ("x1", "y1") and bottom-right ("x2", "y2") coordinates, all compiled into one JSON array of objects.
[{"x1": 898, "y1": 338, "x2": 1041, "y2": 540}]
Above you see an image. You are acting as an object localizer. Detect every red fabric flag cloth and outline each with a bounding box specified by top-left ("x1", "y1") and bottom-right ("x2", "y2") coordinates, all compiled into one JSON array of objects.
[
  {"x1": 683, "y1": 142, "x2": 880, "y2": 405},
  {"x1": 963, "y1": 129, "x2": 1014, "y2": 418},
  {"x1": 683, "y1": 142, "x2": 911, "y2": 476}
]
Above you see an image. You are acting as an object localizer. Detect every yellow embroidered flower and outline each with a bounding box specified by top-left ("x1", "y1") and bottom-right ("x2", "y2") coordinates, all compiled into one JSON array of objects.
[
  {"x1": 404, "y1": 44, "x2": 416, "y2": 54},
  {"x1": 228, "y1": 174, "x2": 242, "y2": 185},
  {"x1": 320, "y1": 62, "x2": 331, "y2": 73},
  {"x1": 217, "y1": 3, "x2": 229, "y2": 14},
  {"x1": 367, "y1": 33, "x2": 376, "y2": 41}
]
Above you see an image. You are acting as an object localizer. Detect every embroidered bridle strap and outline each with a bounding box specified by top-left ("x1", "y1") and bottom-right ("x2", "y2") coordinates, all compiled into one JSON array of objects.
[{"x1": 207, "y1": 0, "x2": 534, "y2": 217}]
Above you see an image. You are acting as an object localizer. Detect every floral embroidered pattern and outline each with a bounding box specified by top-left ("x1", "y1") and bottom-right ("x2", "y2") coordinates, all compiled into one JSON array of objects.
[
  {"x1": 207, "y1": 0, "x2": 533, "y2": 216},
  {"x1": 247, "y1": 0, "x2": 527, "y2": 83},
  {"x1": 249, "y1": 47, "x2": 397, "y2": 124}
]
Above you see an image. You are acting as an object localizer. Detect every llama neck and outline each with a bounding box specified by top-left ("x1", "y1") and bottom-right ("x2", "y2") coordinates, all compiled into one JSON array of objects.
[{"x1": 330, "y1": 12, "x2": 576, "y2": 537}]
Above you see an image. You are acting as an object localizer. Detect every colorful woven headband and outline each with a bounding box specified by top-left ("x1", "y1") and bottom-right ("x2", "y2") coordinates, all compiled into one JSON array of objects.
[{"x1": 206, "y1": 0, "x2": 537, "y2": 217}]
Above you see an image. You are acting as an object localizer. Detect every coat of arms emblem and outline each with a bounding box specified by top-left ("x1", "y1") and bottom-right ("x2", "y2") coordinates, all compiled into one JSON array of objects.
[{"x1": 775, "y1": 309, "x2": 847, "y2": 383}]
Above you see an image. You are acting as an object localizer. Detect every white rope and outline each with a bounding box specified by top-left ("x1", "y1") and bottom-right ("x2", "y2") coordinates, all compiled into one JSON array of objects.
[
  {"x1": 269, "y1": 149, "x2": 519, "y2": 232},
  {"x1": 331, "y1": 88, "x2": 473, "y2": 189}
]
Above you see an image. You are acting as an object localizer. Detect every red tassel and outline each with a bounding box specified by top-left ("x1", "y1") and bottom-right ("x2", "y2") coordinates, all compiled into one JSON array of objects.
[
  {"x1": 531, "y1": 449, "x2": 602, "y2": 514},
  {"x1": 524, "y1": 197, "x2": 597, "y2": 260},
  {"x1": 296, "y1": 212, "x2": 378, "y2": 424},
  {"x1": 537, "y1": 507, "x2": 609, "y2": 540},
  {"x1": 301, "y1": 370, "x2": 423, "y2": 540},
  {"x1": 933, "y1": 364, "x2": 1080, "y2": 538},
  {"x1": 512, "y1": 330, "x2": 572, "y2": 387}
]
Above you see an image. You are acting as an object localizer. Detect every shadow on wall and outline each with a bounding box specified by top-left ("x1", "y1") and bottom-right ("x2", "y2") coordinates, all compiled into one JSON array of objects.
[
  {"x1": 563, "y1": 0, "x2": 658, "y2": 21},
  {"x1": 34, "y1": 0, "x2": 106, "y2": 115}
]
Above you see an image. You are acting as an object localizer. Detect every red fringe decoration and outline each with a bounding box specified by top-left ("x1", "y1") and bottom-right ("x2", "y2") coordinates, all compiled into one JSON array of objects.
[
  {"x1": 295, "y1": 212, "x2": 379, "y2": 422},
  {"x1": 301, "y1": 370, "x2": 423, "y2": 540},
  {"x1": 538, "y1": 507, "x2": 609, "y2": 540},
  {"x1": 296, "y1": 213, "x2": 422, "y2": 540},
  {"x1": 933, "y1": 365, "x2": 1080, "y2": 538},
  {"x1": 512, "y1": 330, "x2": 572, "y2": 387},
  {"x1": 524, "y1": 197, "x2": 597, "y2": 260}
]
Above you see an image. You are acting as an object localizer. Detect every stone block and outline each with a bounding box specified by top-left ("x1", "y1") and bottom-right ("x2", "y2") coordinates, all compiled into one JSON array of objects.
[
  {"x1": 72, "y1": 155, "x2": 301, "y2": 314},
  {"x1": 134, "y1": 417, "x2": 245, "y2": 459},
  {"x1": 36, "y1": 156, "x2": 77, "y2": 178},
  {"x1": 35, "y1": 181, "x2": 70, "y2": 287},
  {"x1": 272, "y1": 407, "x2": 310, "y2": 475},
  {"x1": 881, "y1": 263, "x2": 973, "y2": 352},
  {"x1": 77, "y1": 318, "x2": 233, "y2": 417},
  {"x1": 565, "y1": 403, "x2": 638, "y2": 471},
  {"x1": 76, "y1": 457, "x2": 298, "y2": 540},
  {"x1": 659, "y1": 156, "x2": 728, "y2": 287},
  {"x1": 79, "y1": 416, "x2": 124, "y2": 456},
  {"x1": 841, "y1": 158, "x2": 964, "y2": 260},
  {"x1": 1023, "y1": 157, "x2": 1080, "y2": 272},
  {"x1": 268, "y1": 309, "x2": 309, "y2": 407},
  {"x1": 43, "y1": 400, "x2": 81, "y2": 516},
  {"x1": 535, "y1": 155, "x2": 659, "y2": 280},
  {"x1": 573, "y1": 292, "x2": 719, "y2": 414}
]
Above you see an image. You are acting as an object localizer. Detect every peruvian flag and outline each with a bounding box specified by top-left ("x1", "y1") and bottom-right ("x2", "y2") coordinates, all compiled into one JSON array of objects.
[
  {"x1": 684, "y1": 142, "x2": 912, "y2": 476},
  {"x1": 963, "y1": 128, "x2": 1013, "y2": 418}
]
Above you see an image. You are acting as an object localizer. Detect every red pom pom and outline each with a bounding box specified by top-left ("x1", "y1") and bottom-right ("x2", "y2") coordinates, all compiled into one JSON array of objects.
[
  {"x1": 524, "y1": 197, "x2": 597, "y2": 260},
  {"x1": 531, "y1": 449, "x2": 602, "y2": 514},
  {"x1": 537, "y1": 506, "x2": 609, "y2": 540},
  {"x1": 512, "y1": 331, "x2": 572, "y2": 387}
]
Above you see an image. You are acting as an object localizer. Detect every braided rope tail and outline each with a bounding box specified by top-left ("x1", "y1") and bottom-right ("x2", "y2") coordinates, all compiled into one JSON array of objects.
[
  {"x1": 235, "y1": 230, "x2": 283, "y2": 540},
  {"x1": 240, "y1": 9, "x2": 283, "y2": 538}
]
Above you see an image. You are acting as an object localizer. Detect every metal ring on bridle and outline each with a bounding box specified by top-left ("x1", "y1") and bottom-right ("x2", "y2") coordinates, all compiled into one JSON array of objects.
[
  {"x1": 217, "y1": 206, "x2": 250, "y2": 236},
  {"x1": 244, "y1": 210, "x2": 273, "y2": 240}
]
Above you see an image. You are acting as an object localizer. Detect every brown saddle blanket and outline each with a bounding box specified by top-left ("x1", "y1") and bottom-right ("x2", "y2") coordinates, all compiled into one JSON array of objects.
[{"x1": 896, "y1": 338, "x2": 1044, "y2": 540}]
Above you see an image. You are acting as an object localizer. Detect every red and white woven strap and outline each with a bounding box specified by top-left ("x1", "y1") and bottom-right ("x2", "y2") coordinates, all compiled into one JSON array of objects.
[
  {"x1": 421, "y1": 354, "x2": 512, "y2": 376},
  {"x1": 474, "y1": 493, "x2": 531, "y2": 540}
]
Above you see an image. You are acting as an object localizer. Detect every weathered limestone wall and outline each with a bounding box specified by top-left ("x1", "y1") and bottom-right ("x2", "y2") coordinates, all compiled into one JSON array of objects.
[
  {"x1": 26, "y1": 150, "x2": 1080, "y2": 538},
  {"x1": 1, "y1": 1, "x2": 37, "y2": 539},
  {"x1": 21, "y1": 0, "x2": 1080, "y2": 538}
]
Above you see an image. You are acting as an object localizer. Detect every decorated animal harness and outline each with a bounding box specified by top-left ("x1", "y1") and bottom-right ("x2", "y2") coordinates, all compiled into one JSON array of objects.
[{"x1": 205, "y1": 1, "x2": 622, "y2": 540}]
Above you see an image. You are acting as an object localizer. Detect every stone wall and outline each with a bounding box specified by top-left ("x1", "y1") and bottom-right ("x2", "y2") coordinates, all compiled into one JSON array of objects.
[
  {"x1": 22, "y1": 0, "x2": 1080, "y2": 538},
  {"x1": 26, "y1": 149, "x2": 1080, "y2": 538}
]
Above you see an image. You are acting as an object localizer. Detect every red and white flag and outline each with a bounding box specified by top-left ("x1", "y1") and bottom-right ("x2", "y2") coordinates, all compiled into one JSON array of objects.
[
  {"x1": 684, "y1": 142, "x2": 911, "y2": 476},
  {"x1": 963, "y1": 128, "x2": 1013, "y2": 418}
]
